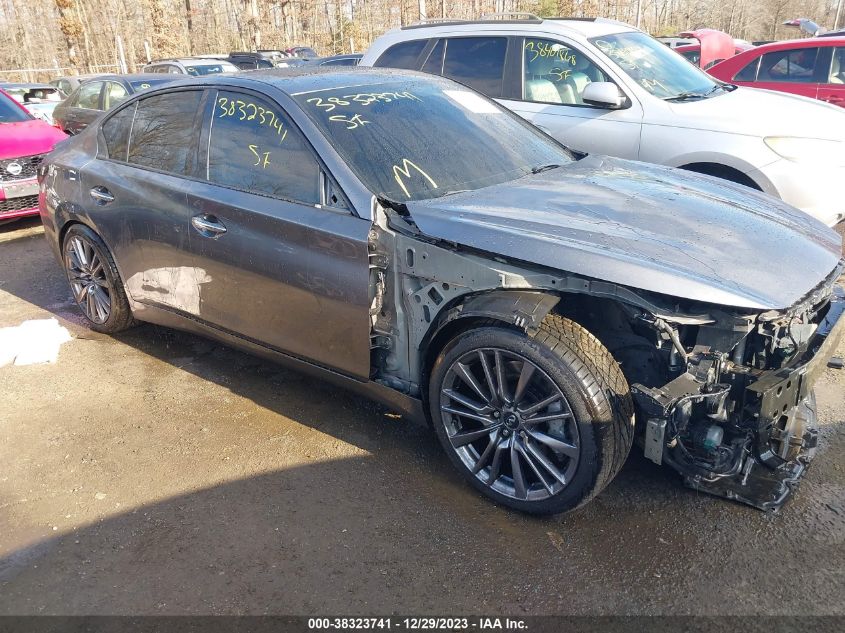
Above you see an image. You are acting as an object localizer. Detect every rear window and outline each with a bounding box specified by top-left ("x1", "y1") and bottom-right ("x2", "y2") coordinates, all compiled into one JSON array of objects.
[
  {"x1": 442, "y1": 37, "x2": 508, "y2": 98},
  {"x1": 0, "y1": 92, "x2": 31, "y2": 122},
  {"x1": 128, "y1": 79, "x2": 173, "y2": 92},
  {"x1": 127, "y1": 90, "x2": 203, "y2": 175},
  {"x1": 734, "y1": 56, "x2": 760, "y2": 81},
  {"x1": 374, "y1": 40, "x2": 428, "y2": 70},
  {"x1": 101, "y1": 103, "x2": 136, "y2": 161},
  {"x1": 184, "y1": 63, "x2": 235, "y2": 76}
]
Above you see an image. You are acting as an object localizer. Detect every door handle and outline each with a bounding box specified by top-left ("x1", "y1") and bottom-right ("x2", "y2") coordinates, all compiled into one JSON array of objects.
[
  {"x1": 191, "y1": 214, "x2": 227, "y2": 237},
  {"x1": 89, "y1": 186, "x2": 114, "y2": 204}
]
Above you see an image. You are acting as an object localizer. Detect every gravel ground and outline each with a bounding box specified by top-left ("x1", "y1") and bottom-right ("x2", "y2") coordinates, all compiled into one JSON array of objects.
[{"x1": 0, "y1": 218, "x2": 843, "y2": 616}]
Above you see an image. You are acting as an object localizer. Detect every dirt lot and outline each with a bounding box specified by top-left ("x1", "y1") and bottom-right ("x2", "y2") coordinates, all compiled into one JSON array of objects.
[{"x1": 1, "y1": 217, "x2": 844, "y2": 616}]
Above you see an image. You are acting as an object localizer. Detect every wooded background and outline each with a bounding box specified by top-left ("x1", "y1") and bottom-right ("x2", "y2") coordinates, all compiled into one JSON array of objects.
[{"x1": 1, "y1": 0, "x2": 843, "y2": 81}]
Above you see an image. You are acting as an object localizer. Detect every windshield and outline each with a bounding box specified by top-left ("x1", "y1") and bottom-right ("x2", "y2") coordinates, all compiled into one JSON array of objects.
[
  {"x1": 293, "y1": 77, "x2": 572, "y2": 202},
  {"x1": 184, "y1": 62, "x2": 237, "y2": 76},
  {"x1": 0, "y1": 92, "x2": 32, "y2": 122},
  {"x1": 590, "y1": 32, "x2": 721, "y2": 99}
]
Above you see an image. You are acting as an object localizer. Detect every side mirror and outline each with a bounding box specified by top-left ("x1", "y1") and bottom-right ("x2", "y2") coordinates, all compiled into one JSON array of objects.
[{"x1": 582, "y1": 82, "x2": 627, "y2": 109}]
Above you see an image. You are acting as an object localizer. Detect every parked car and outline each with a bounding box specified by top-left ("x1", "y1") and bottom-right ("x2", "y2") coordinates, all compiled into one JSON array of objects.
[
  {"x1": 0, "y1": 89, "x2": 65, "y2": 222},
  {"x1": 38, "y1": 69, "x2": 844, "y2": 514},
  {"x1": 142, "y1": 58, "x2": 239, "y2": 75},
  {"x1": 275, "y1": 58, "x2": 310, "y2": 68},
  {"x1": 226, "y1": 52, "x2": 275, "y2": 70},
  {"x1": 709, "y1": 37, "x2": 845, "y2": 108},
  {"x1": 50, "y1": 73, "x2": 108, "y2": 97},
  {"x1": 303, "y1": 54, "x2": 363, "y2": 67},
  {"x1": 0, "y1": 83, "x2": 64, "y2": 124},
  {"x1": 284, "y1": 46, "x2": 319, "y2": 59},
  {"x1": 360, "y1": 15, "x2": 845, "y2": 227},
  {"x1": 674, "y1": 29, "x2": 753, "y2": 69},
  {"x1": 52, "y1": 74, "x2": 177, "y2": 135}
]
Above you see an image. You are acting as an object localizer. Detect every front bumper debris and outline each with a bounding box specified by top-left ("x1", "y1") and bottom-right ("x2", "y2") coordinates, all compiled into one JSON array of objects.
[{"x1": 635, "y1": 284, "x2": 845, "y2": 511}]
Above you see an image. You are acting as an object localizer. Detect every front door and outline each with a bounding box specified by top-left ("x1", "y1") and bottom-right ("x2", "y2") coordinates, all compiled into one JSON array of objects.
[
  {"x1": 186, "y1": 88, "x2": 372, "y2": 379},
  {"x1": 501, "y1": 36, "x2": 643, "y2": 158}
]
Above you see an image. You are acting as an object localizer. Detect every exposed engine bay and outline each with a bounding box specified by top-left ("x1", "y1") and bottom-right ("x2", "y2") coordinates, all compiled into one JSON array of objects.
[{"x1": 626, "y1": 266, "x2": 844, "y2": 510}]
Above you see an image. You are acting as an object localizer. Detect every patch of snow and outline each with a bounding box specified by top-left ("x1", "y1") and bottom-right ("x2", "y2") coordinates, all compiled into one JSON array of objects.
[{"x1": 0, "y1": 318, "x2": 73, "y2": 367}]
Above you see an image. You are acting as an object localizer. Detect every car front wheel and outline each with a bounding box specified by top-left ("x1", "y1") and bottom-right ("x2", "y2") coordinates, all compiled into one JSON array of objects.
[{"x1": 428, "y1": 315, "x2": 634, "y2": 515}]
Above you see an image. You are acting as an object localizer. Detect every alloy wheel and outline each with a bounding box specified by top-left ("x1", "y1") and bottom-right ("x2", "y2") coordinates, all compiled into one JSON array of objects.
[
  {"x1": 64, "y1": 235, "x2": 111, "y2": 324},
  {"x1": 440, "y1": 347, "x2": 580, "y2": 502}
]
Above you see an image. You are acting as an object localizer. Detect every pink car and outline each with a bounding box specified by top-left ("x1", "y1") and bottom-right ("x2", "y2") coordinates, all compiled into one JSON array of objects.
[{"x1": 0, "y1": 88, "x2": 66, "y2": 222}]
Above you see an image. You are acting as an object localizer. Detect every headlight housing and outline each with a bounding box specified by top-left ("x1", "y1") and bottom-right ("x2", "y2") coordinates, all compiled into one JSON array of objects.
[{"x1": 764, "y1": 136, "x2": 845, "y2": 168}]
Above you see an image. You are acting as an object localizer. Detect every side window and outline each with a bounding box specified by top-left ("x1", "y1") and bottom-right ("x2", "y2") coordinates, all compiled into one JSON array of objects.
[
  {"x1": 207, "y1": 91, "x2": 320, "y2": 204},
  {"x1": 443, "y1": 37, "x2": 508, "y2": 98},
  {"x1": 734, "y1": 56, "x2": 760, "y2": 81},
  {"x1": 127, "y1": 90, "x2": 203, "y2": 175},
  {"x1": 77, "y1": 81, "x2": 103, "y2": 109},
  {"x1": 523, "y1": 38, "x2": 610, "y2": 105},
  {"x1": 168, "y1": 65, "x2": 183, "y2": 74},
  {"x1": 422, "y1": 39, "x2": 445, "y2": 75},
  {"x1": 104, "y1": 82, "x2": 128, "y2": 110},
  {"x1": 828, "y1": 48, "x2": 845, "y2": 84},
  {"x1": 101, "y1": 103, "x2": 136, "y2": 161},
  {"x1": 373, "y1": 40, "x2": 428, "y2": 70},
  {"x1": 759, "y1": 47, "x2": 820, "y2": 83}
]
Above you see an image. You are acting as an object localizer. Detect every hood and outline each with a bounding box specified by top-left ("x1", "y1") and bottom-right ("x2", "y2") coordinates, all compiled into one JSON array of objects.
[
  {"x1": 0, "y1": 119, "x2": 67, "y2": 160},
  {"x1": 405, "y1": 156, "x2": 842, "y2": 311},
  {"x1": 663, "y1": 86, "x2": 845, "y2": 141}
]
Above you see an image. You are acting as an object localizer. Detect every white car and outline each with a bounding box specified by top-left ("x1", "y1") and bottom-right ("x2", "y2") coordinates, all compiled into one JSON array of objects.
[
  {"x1": 142, "y1": 58, "x2": 239, "y2": 76},
  {"x1": 360, "y1": 15, "x2": 845, "y2": 226}
]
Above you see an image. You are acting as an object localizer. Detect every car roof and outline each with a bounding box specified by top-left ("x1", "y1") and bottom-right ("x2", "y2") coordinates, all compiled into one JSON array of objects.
[
  {"x1": 90, "y1": 73, "x2": 170, "y2": 82},
  {"x1": 182, "y1": 66, "x2": 428, "y2": 95},
  {"x1": 396, "y1": 16, "x2": 637, "y2": 39},
  {"x1": 744, "y1": 36, "x2": 845, "y2": 52}
]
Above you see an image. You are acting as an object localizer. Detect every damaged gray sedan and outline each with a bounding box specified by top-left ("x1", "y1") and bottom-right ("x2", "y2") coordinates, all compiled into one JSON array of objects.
[{"x1": 38, "y1": 68, "x2": 844, "y2": 514}]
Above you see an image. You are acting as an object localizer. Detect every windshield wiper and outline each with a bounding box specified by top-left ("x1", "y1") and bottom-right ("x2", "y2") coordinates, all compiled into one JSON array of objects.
[
  {"x1": 664, "y1": 85, "x2": 723, "y2": 102},
  {"x1": 664, "y1": 91, "x2": 708, "y2": 102},
  {"x1": 531, "y1": 163, "x2": 561, "y2": 174}
]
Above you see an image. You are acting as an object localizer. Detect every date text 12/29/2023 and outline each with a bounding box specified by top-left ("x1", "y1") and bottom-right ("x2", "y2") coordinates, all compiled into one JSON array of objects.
[{"x1": 308, "y1": 617, "x2": 528, "y2": 630}]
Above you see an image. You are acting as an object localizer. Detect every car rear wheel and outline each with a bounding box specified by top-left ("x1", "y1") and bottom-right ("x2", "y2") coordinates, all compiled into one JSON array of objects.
[
  {"x1": 62, "y1": 224, "x2": 134, "y2": 333},
  {"x1": 428, "y1": 315, "x2": 634, "y2": 515}
]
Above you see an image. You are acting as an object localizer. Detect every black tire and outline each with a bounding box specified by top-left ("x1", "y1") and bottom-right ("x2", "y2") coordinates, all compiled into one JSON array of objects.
[
  {"x1": 62, "y1": 224, "x2": 135, "y2": 333},
  {"x1": 428, "y1": 314, "x2": 634, "y2": 515}
]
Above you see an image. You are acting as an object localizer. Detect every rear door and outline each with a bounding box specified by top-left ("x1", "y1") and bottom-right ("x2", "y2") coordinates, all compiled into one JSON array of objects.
[
  {"x1": 81, "y1": 89, "x2": 206, "y2": 313},
  {"x1": 185, "y1": 88, "x2": 372, "y2": 378},
  {"x1": 817, "y1": 46, "x2": 845, "y2": 107}
]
